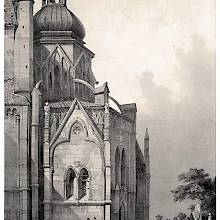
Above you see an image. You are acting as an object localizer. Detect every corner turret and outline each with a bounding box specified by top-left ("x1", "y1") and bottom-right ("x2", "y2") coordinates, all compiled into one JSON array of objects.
[
  {"x1": 14, "y1": 0, "x2": 34, "y2": 95},
  {"x1": 144, "y1": 128, "x2": 150, "y2": 174}
]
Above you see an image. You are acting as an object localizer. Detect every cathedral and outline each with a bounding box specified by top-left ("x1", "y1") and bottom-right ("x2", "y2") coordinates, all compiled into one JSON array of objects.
[{"x1": 4, "y1": 0, "x2": 150, "y2": 219}]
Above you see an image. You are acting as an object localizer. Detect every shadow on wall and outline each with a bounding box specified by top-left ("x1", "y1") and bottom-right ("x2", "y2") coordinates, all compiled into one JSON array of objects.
[
  {"x1": 33, "y1": 45, "x2": 95, "y2": 103},
  {"x1": 44, "y1": 169, "x2": 101, "y2": 220}
]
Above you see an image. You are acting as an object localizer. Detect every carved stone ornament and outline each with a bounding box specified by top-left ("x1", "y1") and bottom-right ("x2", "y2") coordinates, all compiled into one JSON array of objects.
[
  {"x1": 75, "y1": 103, "x2": 80, "y2": 110},
  {"x1": 92, "y1": 110, "x2": 104, "y2": 124},
  {"x1": 105, "y1": 103, "x2": 109, "y2": 113},
  {"x1": 72, "y1": 125, "x2": 81, "y2": 135},
  {"x1": 74, "y1": 161, "x2": 84, "y2": 168},
  {"x1": 44, "y1": 102, "x2": 50, "y2": 115},
  {"x1": 5, "y1": 107, "x2": 19, "y2": 117}
]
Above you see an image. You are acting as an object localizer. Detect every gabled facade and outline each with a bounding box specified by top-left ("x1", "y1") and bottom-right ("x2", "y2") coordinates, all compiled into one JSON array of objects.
[{"x1": 4, "y1": 0, "x2": 150, "y2": 220}]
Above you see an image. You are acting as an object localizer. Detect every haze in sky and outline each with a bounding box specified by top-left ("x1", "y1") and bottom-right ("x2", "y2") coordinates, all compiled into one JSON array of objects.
[{"x1": 34, "y1": 1, "x2": 215, "y2": 219}]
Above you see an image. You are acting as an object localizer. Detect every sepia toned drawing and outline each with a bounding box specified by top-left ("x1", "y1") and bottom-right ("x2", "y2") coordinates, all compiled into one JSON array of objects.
[{"x1": 4, "y1": 0, "x2": 215, "y2": 220}]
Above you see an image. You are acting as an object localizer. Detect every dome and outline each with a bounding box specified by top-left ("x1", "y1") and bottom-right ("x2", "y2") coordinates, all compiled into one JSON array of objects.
[{"x1": 34, "y1": 1, "x2": 86, "y2": 40}]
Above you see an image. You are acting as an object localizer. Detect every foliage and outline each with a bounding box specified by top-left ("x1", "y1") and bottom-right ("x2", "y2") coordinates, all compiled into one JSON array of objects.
[
  {"x1": 171, "y1": 168, "x2": 216, "y2": 219},
  {"x1": 177, "y1": 212, "x2": 187, "y2": 220},
  {"x1": 156, "y1": 214, "x2": 163, "y2": 220}
]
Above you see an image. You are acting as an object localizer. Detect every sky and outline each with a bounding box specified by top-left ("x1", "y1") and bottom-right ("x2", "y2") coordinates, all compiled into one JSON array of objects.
[{"x1": 33, "y1": 1, "x2": 216, "y2": 219}]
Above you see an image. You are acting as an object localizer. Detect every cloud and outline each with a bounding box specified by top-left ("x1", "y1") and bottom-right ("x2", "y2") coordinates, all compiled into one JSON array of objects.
[
  {"x1": 136, "y1": 35, "x2": 215, "y2": 219},
  {"x1": 33, "y1": 1, "x2": 215, "y2": 219}
]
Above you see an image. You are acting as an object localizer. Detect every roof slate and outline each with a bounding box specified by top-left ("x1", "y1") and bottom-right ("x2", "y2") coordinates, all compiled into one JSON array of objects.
[{"x1": 49, "y1": 100, "x2": 103, "y2": 109}]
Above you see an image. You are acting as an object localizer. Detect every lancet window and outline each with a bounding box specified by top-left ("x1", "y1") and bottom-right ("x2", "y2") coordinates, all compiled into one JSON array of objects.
[
  {"x1": 64, "y1": 166, "x2": 90, "y2": 200},
  {"x1": 78, "y1": 168, "x2": 89, "y2": 199},
  {"x1": 65, "y1": 168, "x2": 76, "y2": 199},
  {"x1": 121, "y1": 148, "x2": 127, "y2": 188},
  {"x1": 115, "y1": 147, "x2": 120, "y2": 186}
]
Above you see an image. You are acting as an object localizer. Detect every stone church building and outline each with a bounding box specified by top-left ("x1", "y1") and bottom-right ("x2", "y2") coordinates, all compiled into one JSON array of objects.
[{"x1": 4, "y1": 0, "x2": 150, "y2": 219}]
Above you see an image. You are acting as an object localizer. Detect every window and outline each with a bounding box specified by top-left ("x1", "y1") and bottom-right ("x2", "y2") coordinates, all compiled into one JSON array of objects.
[
  {"x1": 64, "y1": 166, "x2": 90, "y2": 200},
  {"x1": 65, "y1": 168, "x2": 75, "y2": 199},
  {"x1": 121, "y1": 149, "x2": 126, "y2": 188},
  {"x1": 78, "y1": 168, "x2": 89, "y2": 199},
  {"x1": 54, "y1": 65, "x2": 61, "y2": 96},
  {"x1": 115, "y1": 147, "x2": 120, "y2": 186},
  {"x1": 49, "y1": 72, "x2": 52, "y2": 89}
]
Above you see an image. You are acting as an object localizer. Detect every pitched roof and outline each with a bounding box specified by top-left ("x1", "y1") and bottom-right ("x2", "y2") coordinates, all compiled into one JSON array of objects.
[{"x1": 49, "y1": 100, "x2": 103, "y2": 109}]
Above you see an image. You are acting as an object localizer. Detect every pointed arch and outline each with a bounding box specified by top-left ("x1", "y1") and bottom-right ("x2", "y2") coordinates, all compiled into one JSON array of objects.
[
  {"x1": 49, "y1": 100, "x2": 105, "y2": 170},
  {"x1": 54, "y1": 64, "x2": 61, "y2": 97},
  {"x1": 48, "y1": 71, "x2": 53, "y2": 96},
  {"x1": 78, "y1": 168, "x2": 89, "y2": 200},
  {"x1": 64, "y1": 167, "x2": 76, "y2": 199},
  {"x1": 115, "y1": 147, "x2": 120, "y2": 187},
  {"x1": 121, "y1": 148, "x2": 127, "y2": 188},
  {"x1": 69, "y1": 118, "x2": 89, "y2": 140}
]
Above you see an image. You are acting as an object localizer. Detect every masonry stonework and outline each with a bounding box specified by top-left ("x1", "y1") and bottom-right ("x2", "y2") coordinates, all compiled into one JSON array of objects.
[{"x1": 4, "y1": 0, "x2": 150, "y2": 219}]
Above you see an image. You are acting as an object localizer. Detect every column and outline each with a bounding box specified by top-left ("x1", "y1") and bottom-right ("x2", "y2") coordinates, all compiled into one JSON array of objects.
[
  {"x1": 104, "y1": 103, "x2": 111, "y2": 220},
  {"x1": 43, "y1": 102, "x2": 52, "y2": 220},
  {"x1": 31, "y1": 84, "x2": 42, "y2": 220}
]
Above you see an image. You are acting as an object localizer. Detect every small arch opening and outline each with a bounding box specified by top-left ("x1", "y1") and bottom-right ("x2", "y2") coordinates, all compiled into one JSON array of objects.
[
  {"x1": 121, "y1": 149, "x2": 127, "y2": 188},
  {"x1": 115, "y1": 147, "x2": 120, "y2": 187},
  {"x1": 65, "y1": 168, "x2": 75, "y2": 199},
  {"x1": 78, "y1": 168, "x2": 89, "y2": 199},
  {"x1": 49, "y1": 72, "x2": 52, "y2": 85}
]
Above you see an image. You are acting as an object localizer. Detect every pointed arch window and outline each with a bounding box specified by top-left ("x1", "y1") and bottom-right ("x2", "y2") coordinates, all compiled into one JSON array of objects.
[
  {"x1": 54, "y1": 65, "x2": 61, "y2": 97},
  {"x1": 49, "y1": 72, "x2": 52, "y2": 88},
  {"x1": 121, "y1": 149, "x2": 127, "y2": 188},
  {"x1": 78, "y1": 168, "x2": 89, "y2": 199},
  {"x1": 65, "y1": 168, "x2": 75, "y2": 199},
  {"x1": 63, "y1": 71, "x2": 67, "y2": 84},
  {"x1": 115, "y1": 147, "x2": 120, "y2": 186}
]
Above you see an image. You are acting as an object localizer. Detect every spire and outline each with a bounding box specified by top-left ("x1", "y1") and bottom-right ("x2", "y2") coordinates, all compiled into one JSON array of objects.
[
  {"x1": 144, "y1": 128, "x2": 149, "y2": 140},
  {"x1": 144, "y1": 128, "x2": 149, "y2": 160}
]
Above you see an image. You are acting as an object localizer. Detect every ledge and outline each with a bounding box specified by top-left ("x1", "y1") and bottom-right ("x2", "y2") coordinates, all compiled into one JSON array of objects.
[{"x1": 44, "y1": 200, "x2": 111, "y2": 206}]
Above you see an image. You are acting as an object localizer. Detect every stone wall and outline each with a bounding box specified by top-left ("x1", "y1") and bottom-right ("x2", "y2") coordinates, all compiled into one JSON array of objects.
[
  {"x1": 49, "y1": 103, "x2": 105, "y2": 220},
  {"x1": 53, "y1": 141, "x2": 104, "y2": 201},
  {"x1": 4, "y1": 28, "x2": 15, "y2": 80},
  {"x1": 4, "y1": 104, "x2": 31, "y2": 220},
  {"x1": 33, "y1": 42, "x2": 95, "y2": 103},
  {"x1": 109, "y1": 109, "x2": 136, "y2": 220},
  {"x1": 52, "y1": 205, "x2": 104, "y2": 220}
]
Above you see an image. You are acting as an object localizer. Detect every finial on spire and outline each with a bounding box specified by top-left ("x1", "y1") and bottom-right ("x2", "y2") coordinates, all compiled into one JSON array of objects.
[
  {"x1": 42, "y1": 0, "x2": 46, "y2": 6},
  {"x1": 144, "y1": 128, "x2": 149, "y2": 140},
  {"x1": 44, "y1": 0, "x2": 66, "y2": 5}
]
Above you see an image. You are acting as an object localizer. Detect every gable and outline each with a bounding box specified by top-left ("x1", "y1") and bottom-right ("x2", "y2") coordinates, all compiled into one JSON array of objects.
[
  {"x1": 49, "y1": 99, "x2": 104, "y2": 152},
  {"x1": 34, "y1": 43, "x2": 96, "y2": 102}
]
